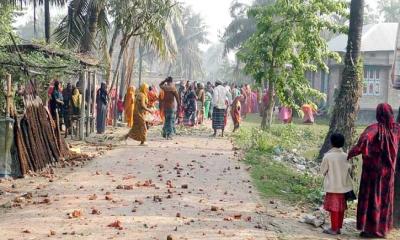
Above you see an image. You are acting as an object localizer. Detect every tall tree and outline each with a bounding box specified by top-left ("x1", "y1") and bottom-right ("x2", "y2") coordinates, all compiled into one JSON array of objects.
[
  {"x1": 238, "y1": 0, "x2": 347, "y2": 129},
  {"x1": 107, "y1": 0, "x2": 180, "y2": 90},
  {"x1": 222, "y1": 0, "x2": 274, "y2": 55},
  {"x1": 54, "y1": 0, "x2": 109, "y2": 53},
  {"x1": 379, "y1": 0, "x2": 400, "y2": 22},
  {"x1": 44, "y1": 0, "x2": 50, "y2": 43},
  {"x1": 5, "y1": 0, "x2": 67, "y2": 43},
  {"x1": 318, "y1": 0, "x2": 365, "y2": 158},
  {"x1": 169, "y1": 7, "x2": 208, "y2": 80}
]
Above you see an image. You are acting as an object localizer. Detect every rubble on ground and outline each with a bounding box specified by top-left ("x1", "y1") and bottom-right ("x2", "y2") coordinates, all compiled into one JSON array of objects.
[{"x1": 272, "y1": 147, "x2": 319, "y2": 174}]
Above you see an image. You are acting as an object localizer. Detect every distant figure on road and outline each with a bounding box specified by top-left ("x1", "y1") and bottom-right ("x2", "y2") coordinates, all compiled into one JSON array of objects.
[
  {"x1": 231, "y1": 95, "x2": 244, "y2": 132},
  {"x1": 348, "y1": 103, "x2": 400, "y2": 238},
  {"x1": 123, "y1": 83, "x2": 153, "y2": 146},
  {"x1": 96, "y1": 82, "x2": 108, "y2": 134},
  {"x1": 124, "y1": 86, "x2": 136, "y2": 128},
  {"x1": 159, "y1": 77, "x2": 180, "y2": 140},
  {"x1": 196, "y1": 83, "x2": 206, "y2": 125},
  {"x1": 183, "y1": 85, "x2": 197, "y2": 127},
  {"x1": 212, "y1": 80, "x2": 228, "y2": 137}
]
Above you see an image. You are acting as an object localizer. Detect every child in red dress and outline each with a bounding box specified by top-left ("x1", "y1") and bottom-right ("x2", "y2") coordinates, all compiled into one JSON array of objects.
[{"x1": 320, "y1": 133, "x2": 353, "y2": 235}]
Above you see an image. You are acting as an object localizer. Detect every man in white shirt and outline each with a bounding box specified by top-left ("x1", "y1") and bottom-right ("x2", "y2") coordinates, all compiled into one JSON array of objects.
[{"x1": 212, "y1": 81, "x2": 228, "y2": 137}]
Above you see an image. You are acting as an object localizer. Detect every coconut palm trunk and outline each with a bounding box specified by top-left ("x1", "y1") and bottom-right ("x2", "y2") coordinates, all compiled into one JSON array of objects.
[
  {"x1": 318, "y1": 0, "x2": 365, "y2": 158},
  {"x1": 80, "y1": 7, "x2": 100, "y2": 53},
  {"x1": 44, "y1": 0, "x2": 50, "y2": 43}
]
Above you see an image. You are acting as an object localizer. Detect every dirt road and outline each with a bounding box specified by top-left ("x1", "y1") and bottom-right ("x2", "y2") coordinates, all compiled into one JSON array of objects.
[
  {"x1": 2, "y1": 126, "x2": 399, "y2": 239},
  {"x1": 0, "y1": 128, "x2": 278, "y2": 240}
]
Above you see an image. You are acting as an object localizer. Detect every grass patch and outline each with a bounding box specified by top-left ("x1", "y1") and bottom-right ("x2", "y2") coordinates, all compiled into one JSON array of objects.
[
  {"x1": 235, "y1": 114, "x2": 366, "y2": 206},
  {"x1": 244, "y1": 150, "x2": 323, "y2": 205}
]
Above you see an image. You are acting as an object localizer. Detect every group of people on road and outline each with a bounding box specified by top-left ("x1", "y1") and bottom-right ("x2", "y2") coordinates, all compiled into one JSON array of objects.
[
  {"x1": 321, "y1": 103, "x2": 400, "y2": 238},
  {"x1": 120, "y1": 78, "x2": 265, "y2": 144}
]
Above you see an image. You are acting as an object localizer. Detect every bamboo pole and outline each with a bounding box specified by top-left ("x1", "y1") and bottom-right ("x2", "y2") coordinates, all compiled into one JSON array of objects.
[
  {"x1": 79, "y1": 71, "x2": 87, "y2": 140},
  {"x1": 91, "y1": 72, "x2": 96, "y2": 133},
  {"x1": 86, "y1": 71, "x2": 92, "y2": 137},
  {"x1": 5, "y1": 73, "x2": 12, "y2": 118}
]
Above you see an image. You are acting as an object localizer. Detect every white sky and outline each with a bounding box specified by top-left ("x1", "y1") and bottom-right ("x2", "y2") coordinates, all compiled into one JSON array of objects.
[
  {"x1": 15, "y1": 0, "x2": 380, "y2": 45},
  {"x1": 181, "y1": 0, "x2": 252, "y2": 43}
]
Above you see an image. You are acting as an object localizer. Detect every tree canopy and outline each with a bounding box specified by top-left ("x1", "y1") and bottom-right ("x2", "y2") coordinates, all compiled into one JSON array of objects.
[{"x1": 238, "y1": 0, "x2": 347, "y2": 128}]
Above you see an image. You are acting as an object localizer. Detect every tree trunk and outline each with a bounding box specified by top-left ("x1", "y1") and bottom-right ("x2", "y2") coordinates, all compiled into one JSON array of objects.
[
  {"x1": 125, "y1": 39, "x2": 137, "y2": 88},
  {"x1": 119, "y1": 41, "x2": 129, "y2": 97},
  {"x1": 34, "y1": 0, "x2": 37, "y2": 38},
  {"x1": 109, "y1": 35, "x2": 128, "y2": 92},
  {"x1": 138, "y1": 42, "x2": 144, "y2": 87},
  {"x1": 105, "y1": 26, "x2": 120, "y2": 86},
  {"x1": 44, "y1": 0, "x2": 50, "y2": 43},
  {"x1": 261, "y1": 79, "x2": 275, "y2": 130},
  {"x1": 80, "y1": 7, "x2": 99, "y2": 53},
  {"x1": 318, "y1": 0, "x2": 365, "y2": 159}
]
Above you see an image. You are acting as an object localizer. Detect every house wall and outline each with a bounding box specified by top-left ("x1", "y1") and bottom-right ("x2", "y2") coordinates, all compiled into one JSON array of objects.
[{"x1": 310, "y1": 51, "x2": 400, "y2": 124}]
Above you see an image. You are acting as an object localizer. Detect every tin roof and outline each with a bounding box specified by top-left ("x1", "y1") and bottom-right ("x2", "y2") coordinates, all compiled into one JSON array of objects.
[{"x1": 328, "y1": 23, "x2": 399, "y2": 53}]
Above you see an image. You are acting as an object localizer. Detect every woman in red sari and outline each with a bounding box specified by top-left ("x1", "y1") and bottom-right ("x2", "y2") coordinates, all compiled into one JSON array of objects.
[{"x1": 348, "y1": 103, "x2": 400, "y2": 238}]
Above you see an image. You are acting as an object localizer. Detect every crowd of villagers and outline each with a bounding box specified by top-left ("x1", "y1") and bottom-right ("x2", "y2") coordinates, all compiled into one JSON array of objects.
[
  {"x1": 46, "y1": 74, "x2": 320, "y2": 142},
  {"x1": 45, "y1": 77, "x2": 400, "y2": 239}
]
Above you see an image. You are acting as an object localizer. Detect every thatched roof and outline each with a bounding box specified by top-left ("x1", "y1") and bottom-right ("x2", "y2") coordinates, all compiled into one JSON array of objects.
[{"x1": 2, "y1": 43, "x2": 99, "y2": 67}]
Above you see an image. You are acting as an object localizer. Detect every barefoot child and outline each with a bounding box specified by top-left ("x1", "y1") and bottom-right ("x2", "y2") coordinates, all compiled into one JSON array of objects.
[{"x1": 320, "y1": 133, "x2": 353, "y2": 235}]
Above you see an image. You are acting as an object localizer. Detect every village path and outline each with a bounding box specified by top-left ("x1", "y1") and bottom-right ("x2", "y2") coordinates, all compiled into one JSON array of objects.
[
  {"x1": 2, "y1": 125, "x2": 394, "y2": 240},
  {"x1": 0, "y1": 127, "x2": 277, "y2": 240}
]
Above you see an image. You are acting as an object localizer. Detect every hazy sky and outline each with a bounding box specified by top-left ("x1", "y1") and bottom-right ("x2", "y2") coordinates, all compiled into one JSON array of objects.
[
  {"x1": 184, "y1": 0, "x2": 378, "y2": 44},
  {"x1": 182, "y1": 0, "x2": 252, "y2": 43},
  {"x1": 15, "y1": 0, "x2": 379, "y2": 45}
]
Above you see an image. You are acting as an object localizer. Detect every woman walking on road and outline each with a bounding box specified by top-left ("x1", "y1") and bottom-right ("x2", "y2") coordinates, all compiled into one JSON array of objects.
[
  {"x1": 348, "y1": 103, "x2": 400, "y2": 238},
  {"x1": 124, "y1": 86, "x2": 136, "y2": 128},
  {"x1": 123, "y1": 83, "x2": 153, "y2": 146}
]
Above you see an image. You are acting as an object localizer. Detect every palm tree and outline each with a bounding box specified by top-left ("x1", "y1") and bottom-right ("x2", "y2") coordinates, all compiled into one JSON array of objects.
[
  {"x1": 319, "y1": 0, "x2": 365, "y2": 158},
  {"x1": 379, "y1": 0, "x2": 400, "y2": 22},
  {"x1": 222, "y1": 0, "x2": 274, "y2": 55},
  {"x1": 5, "y1": 0, "x2": 67, "y2": 43},
  {"x1": 170, "y1": 7, "x2": 208, "y2": 80},
  {"x1": 107, "y1": 0, "x2": 180, "y2": 90},
  {"x1": 53, "y1": 0, "x2": 108, "y2": 53}
]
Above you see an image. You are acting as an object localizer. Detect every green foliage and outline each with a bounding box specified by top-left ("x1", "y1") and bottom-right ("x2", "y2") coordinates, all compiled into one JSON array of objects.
[
  {"x1": 235, "y1": 125, "x2": 325, "y2": 205},
  {"x1": 238, "y1": 0, "x2": 347, "y2": 112},
  {"x1": 234, "y1": 114, "x2": 367, "y2": 206},
  {"x1": 379, "y1": 0, "x2": 400, "y2": 22},
  {"x1": 0, "y1": 5, "x2": 14, "y2": 46},
  {"x1": 245, "y1": 150, "x2": 324, "y2": 204},
  {"x1": 169, "y1": 6, "x2": 209, "y2": 80}
]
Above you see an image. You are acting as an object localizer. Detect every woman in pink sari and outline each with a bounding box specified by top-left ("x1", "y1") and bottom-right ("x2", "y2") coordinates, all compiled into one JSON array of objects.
[
  {"x1": 251, "y1": 90, "x2": 259, "y2": 113},
  {"x1": 279, "y1": 106, "x2": 292, "y2": 124},
  {"x1": 245, "y1": 84, "x2": 252, "y2": 114},
  {"x1": 240, "y1": 86, "x2": 248, "y2": 118}
]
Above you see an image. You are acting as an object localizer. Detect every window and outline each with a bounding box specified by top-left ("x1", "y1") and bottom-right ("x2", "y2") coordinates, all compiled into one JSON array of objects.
[{"x1": 363, "y1": 67, "x2": 381, "y2": 96}]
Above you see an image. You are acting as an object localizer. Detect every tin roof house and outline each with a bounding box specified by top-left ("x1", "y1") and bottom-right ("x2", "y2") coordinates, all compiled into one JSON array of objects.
[{"x1": 309, "y1": 22, "x2": 400, "y2": 122}]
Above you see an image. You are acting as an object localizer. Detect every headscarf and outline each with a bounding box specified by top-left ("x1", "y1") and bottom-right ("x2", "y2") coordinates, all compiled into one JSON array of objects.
[
  {"x1": 139, "y1": 83, "x2": 149, "y2": 102},
  {"x1": 62, "y1": 83, "x2": 73, "y2": 99},
  {"x1": 100, "y1": 82, "x2": 107, "y2": 94},
  {"x1": 125, "y1": 86, "x2": 136, "y2": 108},
  {"x1": 376, "y1": 103, "x2": 395, "y2": 150},
  {"x1": 98, "y1": 82, "x2": 108, "y2": 105},
  {"x1": 71, "y1": 88, "x2": 81, "y2": 108}
]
